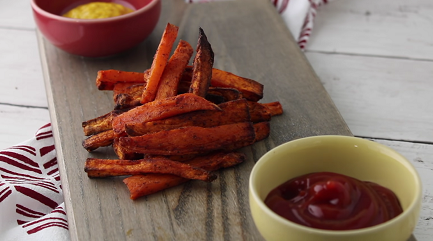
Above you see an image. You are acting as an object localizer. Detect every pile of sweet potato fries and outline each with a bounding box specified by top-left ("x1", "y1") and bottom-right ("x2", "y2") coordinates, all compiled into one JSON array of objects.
[{"x1": 81, "y1": 23, "x2": 283, "y2": 200}]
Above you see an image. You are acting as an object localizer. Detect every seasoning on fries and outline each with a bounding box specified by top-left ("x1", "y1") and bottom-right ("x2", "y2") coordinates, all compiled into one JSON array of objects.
[{"x1": 81, "y1": 23, "x2": 283, "y2": 200}]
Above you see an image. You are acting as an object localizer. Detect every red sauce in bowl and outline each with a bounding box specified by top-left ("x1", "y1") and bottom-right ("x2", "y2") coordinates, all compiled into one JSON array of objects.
[{"x1": 264, "y1": 172, "x2": 403, "y2": 230}]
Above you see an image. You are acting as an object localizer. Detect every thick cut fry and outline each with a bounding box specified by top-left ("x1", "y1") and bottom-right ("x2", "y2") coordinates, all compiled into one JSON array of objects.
[
  {"x1": 112, "y1": 93, "x2": 221, "y2": 135},
  {"x1": 114, "y1": 84, "x2": 145, "y2": 110},
  {"x1": 155, "y1": 40, "x2": 194, "y2": 100},
  {"x1": 96, "y1": 69, "x2": 147, "y2": 90},
  {"x1": 223, "y1": 122, "x2": 270, "y2": 150},
  {"x1": 253, "y1": 122, "x2": 271, "y2": 142},
  {"x1": 113, "y1": 138, "x2": 143, "y2": 160},
  {"x1": 141, "y1": 23, "x2": 179, "y2": 104},
  {"x1": 82, "y1": 130, "x2": 115, "y2": 152},
  {"x1": 211, "y1": 68, "x2": 263, "y2": 101},
  {"x1": 182, "y1": 66, "x2": 263, "y2": 101},
  {"x1": 82, "y1": 112, "x2": 113, "y2": 136},
  {"x1": 262, "y1": 101, "x2": 283, "y2": 116},
  {"x1": 119, "y1": 122, "x2": 255, "y2": 155},
  {"x1": 247, "y1": 101, "x2": 272, "y2": 123},
  {"x1": 85, "y1": 157, "x2": 216, "y2": 182},
  {"x1": 123, "y1": 151, "x2": 245, "y2": 199},
  {"x1": 113, "y1": 82, "x2": 141, "y2": 96},
  {"x1": 188, "y1": 27, "x2": 214, "y2": 97},
  {"x1": 82, "y1": 109, "x2": 128, "y2": 136},
  {"x1": 125, "y1": 99, "x2": 250, "y2": 136},
  {"x1": 112, "y1": 83, "x2": 236, "y2": 110}
]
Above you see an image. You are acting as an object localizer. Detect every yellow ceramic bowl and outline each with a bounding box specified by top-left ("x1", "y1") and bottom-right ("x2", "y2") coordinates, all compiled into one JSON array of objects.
[{"x1": 249, "y1": 135, "x2": 421, "y2": 241}]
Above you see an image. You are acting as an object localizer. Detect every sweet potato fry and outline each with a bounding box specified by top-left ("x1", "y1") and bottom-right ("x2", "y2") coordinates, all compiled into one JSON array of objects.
[
  {"x1": 123, "y1": 151, "x2": 245, "y2": 199},
  {"x1": 262, "y1": 101, "x2": 283, "y2": 116},
  {"x1": 125, "y1": 99, "x2": 250, "y2": 136},
  {"x1": 125, "y1": 174, "x2": 188, "y2": 200},
  {"x1": 80, "y1": 25, "x2": 282, "y2": 202},
  {"x1": 112, "y1": 93, "x2": 221, "y2": 135},
  {"x1": 155, "y1": 40, "x2": 194, "y2": 100},
  {"x1": 113, "y1": 138, "x2": 143, "y2": 160},
  {"x1": 247, "y1": 101, "x2": 272, "y2": 123},
  {"x1": 211, "y1": 68, "x2": 263, "y2": 101},
  {"x1": 82, "y1": 112, "x2": 113, "y2": 136},
  {"x1": 96, "y1": 69, "x2": 148, "y2": 90},
  {"x1": 119, "y1": 122, "x2": 255, "y2": 155},
  {"x1": 141, "y1": 23, "x2": 179, "y2": 104},
  {"x1": 82, "y1": 130, "x2": 115, "y2": 152},
  {"x1": 182, "y1": 66, "x2": 263, "y2": 101},
  {"x1": 113, "y1": 82, "x2": 141, "y2": 96},
  {"x1": 113, "y1": 84, "x2": 145, "y2": 110},
  {"x1": 223, "y1": 122, "x2": 270, "y2": 150},
  {"x1": 82, "y1": 109, "x2": 128, "y2": 136},
  {"x1": 84, "y1": 157, "x2": 216, "y2": 182},
  {"x1": 253, "y1": 122, "x2": 271, "y2": 142},
  {"x1": 189, "y1": 27, "x2": 214, "y2": 97}
]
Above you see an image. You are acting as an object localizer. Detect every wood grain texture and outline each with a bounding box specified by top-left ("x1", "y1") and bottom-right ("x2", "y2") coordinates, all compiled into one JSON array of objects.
[
  {"x1": 372, "y1": 140, "x2": 433, "y2": 241},
  {"x1": 38, "y1": 0, "x2": 351, "y2": 240},
  {"x1": 307, "y1": 0, "x2": 433, "y2": 60},
  {"x1": 0, "y1": 0, "x2": 35, "y2": 30},
  {"x1": 0, "y1": 28, "x2": 47, "y2": 107},
  {"x1": 305, "y1": 52, "x2": 433, "y2": 143}
]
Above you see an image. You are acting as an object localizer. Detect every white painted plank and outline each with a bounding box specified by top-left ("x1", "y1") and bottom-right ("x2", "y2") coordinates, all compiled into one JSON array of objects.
[
  {"x1": 0, "y1": 0, "x2": 36, "y2": 29},
  {"x1": 374, "y1": 139, "x2": 433, "y2": 241},
  {"x1": 307, "y1": 0, "x2": 433, "y2": 60},
  {"x1": 0, "y1": 28, "x2": 47, "y2": 107},
  {"x1": 0, "y1": 105, "x2": 50, "y2": 150},
  {"x1": 306, "y1": 52, "x2": 433, "y2": 143}
]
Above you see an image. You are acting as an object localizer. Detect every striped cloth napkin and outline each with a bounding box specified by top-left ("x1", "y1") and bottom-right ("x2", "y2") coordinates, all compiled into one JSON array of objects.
[{"x1": 0, "y1": 0, "x2": 328, "y2": 240}]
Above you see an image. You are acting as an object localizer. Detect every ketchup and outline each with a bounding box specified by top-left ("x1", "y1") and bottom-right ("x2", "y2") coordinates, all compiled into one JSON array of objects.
[{"x1": 264, "y1": 172, "x2": 403, "y2": 230}]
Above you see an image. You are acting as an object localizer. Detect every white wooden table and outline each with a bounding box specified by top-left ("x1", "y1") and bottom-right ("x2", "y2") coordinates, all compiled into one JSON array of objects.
[{"x1": 1, "y1": 0, "x2": 431, "y2": 240}]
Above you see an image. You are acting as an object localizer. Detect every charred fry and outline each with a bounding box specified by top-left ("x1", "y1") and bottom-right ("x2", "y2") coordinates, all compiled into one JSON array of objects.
[
  {"x1": 188, "y1": 27, "x2": 214, "y2": 97},
  {"x1": 112, "y1": 93, "x2": 221, "y2": 136},
  {"x1": 82, "y1": 130, "x2": 115, "y2": 152},
  {"x1": 119, "y1": 122, "x2": 255, "y2": 155},
  {"x1": 182, "y1": 66, "x2": 263, "y2": 101},
  {"x1": 125, "y1": 99, "x2": 250, "y2": 136},
  {"x1": 113, "y1": 84, "x2": 145, "y2": 110},
  {"x1": 211, "y1": 68, "x2": 263, "y2": 101},
  {"x1": 85, "y1": 157, "x2": 216, "y2": 182},
  {"x1": 82, "y1": 109, "x2": 128, "y2": 136},
  {"x1": 123, "y1": 151, "x2": 245, "y2": 199},
  {"x1": 113, "y1": 138, "x2": 143, "y2": 160}
]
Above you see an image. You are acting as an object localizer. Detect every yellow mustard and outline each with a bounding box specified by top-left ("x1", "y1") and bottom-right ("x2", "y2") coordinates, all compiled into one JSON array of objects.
[{"x1": 63, "y1": 2, "x2": 134, "y2": 19}]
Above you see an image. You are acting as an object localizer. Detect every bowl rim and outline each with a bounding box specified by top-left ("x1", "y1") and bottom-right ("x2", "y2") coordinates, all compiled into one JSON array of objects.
[
  {"x1": 30, "y1": 0, "x2": 161, "y2": 23},
  {"x1": 249, "y1": 135, "x2": 422, "y2": 235}
]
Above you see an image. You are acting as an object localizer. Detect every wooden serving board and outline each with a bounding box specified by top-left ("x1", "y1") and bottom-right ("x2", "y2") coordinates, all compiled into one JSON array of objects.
[{"x1": 38, "y1": 0, "x2": 352, "y2": 240}]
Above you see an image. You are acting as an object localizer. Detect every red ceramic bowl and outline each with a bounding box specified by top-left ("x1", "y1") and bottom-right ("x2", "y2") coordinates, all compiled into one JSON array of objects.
[{"x1": 31, "y1": 0, "x2": 161, "y2": 57}]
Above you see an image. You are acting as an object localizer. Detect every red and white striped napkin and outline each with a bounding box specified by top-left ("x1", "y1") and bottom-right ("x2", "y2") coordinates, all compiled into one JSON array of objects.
[
  {"x1": 0, "y1": 0, "x2": 328, "y2": 240},
  {"x1": 0, "y1": 124, "x2": 69, "y2": 240}
]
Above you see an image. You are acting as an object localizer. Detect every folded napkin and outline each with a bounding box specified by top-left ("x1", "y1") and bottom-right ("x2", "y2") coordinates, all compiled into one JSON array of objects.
[{"x1": 0, "y1": 1, "x2": 328, "y2": 240}]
